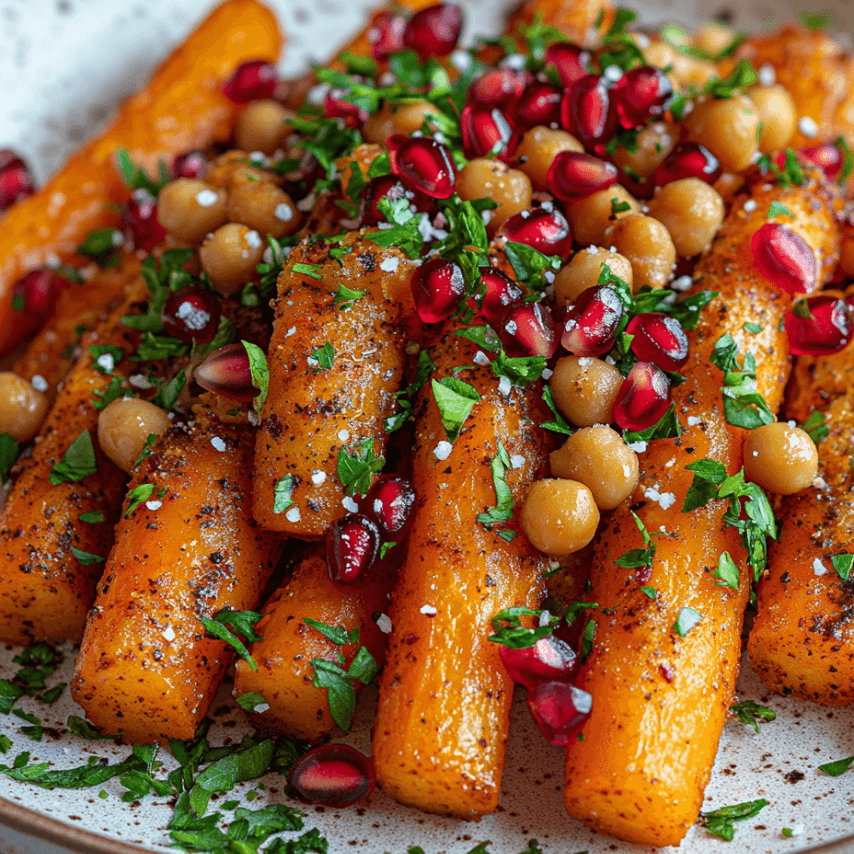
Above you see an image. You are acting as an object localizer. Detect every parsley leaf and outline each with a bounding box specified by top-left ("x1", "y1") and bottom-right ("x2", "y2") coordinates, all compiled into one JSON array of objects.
[
  {"x1": 304, "y1": 618, "x2": 359, "y2": 647},
  {"x1": 66, "y1": 715, "x2": 114, "y2": 740},
  {"x1": 819, "y1": 755, "x2": 854, "y2": 777},
  {"x1": 730, "y1": 699, "x2": 776, "y2": 733},
  {"x1": 831, "y1": 554, "x2": 854, "y2": 582},
  {"x1": 49, "y1": 430, "x2": 97, "y2": 485},
  {"x1": 365, "y1": 197, "x2": 425, "y2": 259},
  {"x1": 488, "y1": 607, "x2": 559, "y2": 649},
  {"x1": 124, "y1": 483, "x2": 156, "y2": 518},
  {"x1": 70, "y1": 547, "x2": 105, "y2": 566},
  {"x1": 0, "y1": 433, "x2": 19, "y2": 485},
  {"x1": 476, "y1": 442, "x2": 515, "y2": 536},
  {"x1": 539, "y1": 386, "x2": 573, "y2": 435},
  {"x1": 710, "y1": 334, "x2": 775, "y2": 429},
  {"x1": 614, "y1": 511, "x2": 656, "y2": 569},
  {"x1": 77, "y1": 228, "x2": 124, "y2": 267},
  {"x1": 332, "y1": 283, "x2": 365, "y2": 310},
  {"x1": 308, "y1": 342, "x2": 335, "y2": 372},
  {"x1": 713, "y1": 551, "x2": 740, "y2": 590},
  {"x1": 431, "y1": 377, "x2": 481, "y2": 442},
  {"x1": 151, "y1": 370, "x2": 186, "y2": 413},
  {"x1": 801, "y1": 411, "x2": 828, "y2": 443},
  {"x1": 273, "y1": 474, "x2": 296, "y2": 515},
  {"x1": 704, "y1": 60, "x2": 758, "y2": 99},
  {"x1": 701, "y1": 799, "x2": 769, "y2": 841},
  {"x1": 385, "y1": 348, "x2": 436, "y2": 433},
  {"x1": 672, "y1": 606, "x2": 703, "y2": 637},
  {"x1": 491, "y1": 350, "x2": 546, "y2": 386},
  {"x1": 310, "y1": 642, "x2": 378, "y2": 731},
  {"x1": 337, "y1": 438, "x2": 384, "y2": 496},
  {"x1": 198, "y1": 609, "x2": 263, "y2": 671},
  {"x1": 116, "y1": 149, "x2": 170, "y2": 196},
  {"x1": 682, "y1": 458, "x2": 728, "y2": 513},
  {"x1": 768, "y1": 201, "x2": 794, "y2": 219},
  {"x1": 239, "y1": 340, "x2": 269, "y2": 415}
]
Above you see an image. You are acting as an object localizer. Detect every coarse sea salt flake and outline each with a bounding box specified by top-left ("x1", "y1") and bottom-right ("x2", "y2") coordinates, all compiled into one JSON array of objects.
[
  {"x1": 245, "y1": 230, "x2": 262, "y2": 250},
  {"x1": 162, "y1": 625, "x2": 176, "y2": 642},
  {"x1": 96, "y1": 354, "x2": 114, "y2": 373},
  {"x1": 687, "y1": 415, "x2": 701, "y2": 427},
  {"x1": 311, "y1": 470, "x2": 327, "y2": 485},
  {"x1": 813, "y1": 558, "x2": 827, "y2": 575},
  {"x1": 274, "y1": 203, "x2": 293, "y2": 222},
  {"x1": 211, "y1": 436, "x2": 226, "y2": 452},
  {"x1": 743, "y1": 199, "x2": 758, "y2": 213},
  {"x1": 285, "y1": 325, "x2": 297, "y2": 337},
  {"x1": 798, "y1": 116, "x2": 819, "y2": 138},
  {"x1": 420, "y1": 604, "x2": 437, "y2": 616},
  {"x1": 253, "y1": 703, "x2": 270, "y2": 714},
  {"x1": 31, "y1": 375, "x2": 48, "y2": 392},
  {"x1": 628, "y1": 440, "x2": 648, "y2": 453},
  {"x1": 376, "y1": 613, "x2": 393, "y2": 633},
  {"x1": 338, "y1": 428, "x2": 350, "y2": 442},
  {"x1": 434, "y1": 440, "x2": 453, "y2": 461},
  {"x1": 195, "y1": 189, "x2": 219, "y2": 207},
  {"x1": 510, "y1": 454, "x2": 525, "y2": 469},
  {"x1": 145, "y1": 500, "x2": 162, "y2": 511},
  {"x1": 474, "y1": 350, "x2": 490, "y2": 366},
  {"x1": 286, "y1": 506, "x2": 301, "y2": 523},
  {"x1": 498, "y1": 376, "x2": 512, "y2": 395},
  {"x1": 342, "y1": 496, "x2": 359, "y2": 513},
  {"x1": 380, "y1": 256, "x2": 400, "y2": 273}
]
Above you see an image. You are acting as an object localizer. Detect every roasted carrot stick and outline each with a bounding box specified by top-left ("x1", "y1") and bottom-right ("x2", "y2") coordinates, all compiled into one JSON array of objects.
[
  {"x1": 563, "y1": 170, "x2": 843, "y2": 846},
  {"x1": 506, "y1": 0, "x2": 612, "y2": 45},
  {"x1": 0, "y1": 0, "x2": 283, "y2": 348}
]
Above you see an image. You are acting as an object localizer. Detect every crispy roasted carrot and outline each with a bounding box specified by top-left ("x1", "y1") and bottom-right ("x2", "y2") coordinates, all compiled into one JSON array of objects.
[
  {"x1": 72, "y1": 408, "x2": 283, "y2": 743},
  {"x1": 563, "y1": 170, "x2": 843, "y2": 846},
  {"x1": 506, "y1": 0, "x2": 611, "y2": 44},
  {"x1": 0, "y1": 0, "x2": 283, "y2": 348},
  {"x1": 372, "y1": 327, "x2": 550, "y2": 818}
]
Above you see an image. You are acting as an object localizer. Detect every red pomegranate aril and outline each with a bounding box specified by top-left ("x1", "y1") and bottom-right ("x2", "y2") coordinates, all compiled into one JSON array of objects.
[
  {"x1": 325, "y1": 90, "x2": 368, "y2": 124},
  {"x1": 403, "y1": 3, "x2": 463, "y2": 60},
  {"x1": 0, "y1": 149, "x2": 35, "y2": 211},
  {"x1": 368, "y1": 11, "x2": 407, "y2": 60},
  {"x1": 161, "y1": 286, "x2": 222, "y2": 344},
  {"x1": 1, "y1": 269, "x2": 63, "y2": 357},
  {"x1": 171, "y1": 150, "x2": 207, "y2": 180},
  {"x1": 613, "y1": 361, "x2": 672, "y2": 432},
  {"x1": 500, "y1": 208, "x2": 573, "y2": 258},
  {"x1": 472, "y1": 267, "x2": 524, "y2": 326},
  {"x1": 545, "y1": 42, "x2": 591, "y2": 87},
  {"x1": 654, "y1": 142, "x2": 721, "y2": 187},
  {"x1": 461, "y1": 105, "x2": 514, "y2": 158},
  {"x1": 625, "y1": 312, "x2": 689, "y2": 372},
  {"x1": 362, "y1": 175, "x2": 412, "y2": 226},
  {"x1": 327, "y1": 513, "x2": 382, "y2": 583},
  {"x1": 222, "y1": 59, "x2": 278, "y2": 104},
  {"x1": 411, "y1": 257, "x2": 465, "y2": 323},
  {"x1": 387, "y1": 134, "x2": 456, "y2": 199},
  {"x1": 499, "y1": 635, "x2": 577, "y2": 691},
  {"x1": 561, "y1": 285, "x2": 624, "y2": 357},
  {"x1": 290, "y1": 745, "x2": 376, "y2": 807},
  {"x1": 467, "y1": 68, "x2": 528, "y2": 108},
  {"x1": 560, "y1": 74, "x2": 617, "y2": 148},
  {"x1": 194, "y1": 343, "x2": 256, "y2": 402},
  {"x1": 787, "y1": 294, "x2": 853, "y2": 356},
  {"x1": 751, "y1": 222, "x2": 817, "y2": 296},
  {"x1": 499, "y1": 302, "x2": 556, "y2": 358},
  {"x1": 611, "y1": 66, "x2": 673, "y2": 129},
  {"x1": 547, "y1": 151, "x2": 618, "y2": 201},
  {"x1": 514, "y1": 81, "x2": 562, "y2": 129},
  {"x1": 122, "y1": 189, "x2": 166, "y2": 252},
  {"x1": 528, "y1": 680, "x2": 592, "y2": 746},
  {"x1": 799, "y1": 143, "x2": 843, "y2": 181},
  {"x1": 364, "y1": 474, "x2": 416, "y2": 536}
]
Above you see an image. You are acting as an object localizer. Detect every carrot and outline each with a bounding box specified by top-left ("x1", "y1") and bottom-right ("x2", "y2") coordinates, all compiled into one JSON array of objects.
[
  {"x1": 233, "y1": 547, "x2": 395, "y2": 741},
  {"x1": 372, "y1": 326, "x2": 550, "y2": 818},
  {"x1": 72, "y1": 408, "x2": 283, "y2": 743},
  {"x1": 562, "y1": 170, "x2": 843, "y2": 846},
  {"x1": 506, "y1": 0, "x2": 612, "y2": 44},
  {"x1": 0, "y1": 0, "x2": 283, "y2": 349}
]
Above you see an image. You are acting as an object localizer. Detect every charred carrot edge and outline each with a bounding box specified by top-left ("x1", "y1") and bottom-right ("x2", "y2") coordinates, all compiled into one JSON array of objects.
[
  {"x1": 562, "y1": 170, "x2": 842, "y2": 847},
  {"x1": 0, "y1": 0, "x2": 283, "y2": 348}
]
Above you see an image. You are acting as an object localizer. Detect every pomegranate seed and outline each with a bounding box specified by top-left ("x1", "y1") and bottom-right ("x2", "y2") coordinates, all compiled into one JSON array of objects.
[
  {"x1": 194, "y1": 343, "x2": 256, "y2": 402},
  {"x1": 326, "y1": 513, "x2": 382, "y2": 583},
  {"x1": 122, "y1": 189, "x2": 165, "y2": 252},
  {"x1": 161, "y1": 286, "x2": 222, "y2": 344},
  {"x1": 787, "y1": 294, "x2": 853, "y2": 356},
  {"x1": 403, "y1": 3, "x2": 463, "y2": 60},
  {"x1": 325, "y1": 92, "x2": 368, "y2": 124},
  {"x1": 411, "y1": 258, "x2": 465, "y2": 323},
  {"x1": 545, "y1": 42, "x2": 591, "y2": 87},
  {"x1": 1, "y1": 269, "x2": 63, "y2": 357},
  {"x1": 222, "y1": 60, "x2": 278, "y2": 104},
  {"x1": 560, "y1": 74, "x2": 616, "y2": 148},
  {"x1": 500, "y1": 208, "x2": 573, "y2": 258},
  {"x1": 561, "y1": 285, "x2": 624, "y2": 357},
  {"x1": 514, "y1": 81, "x2": 562, "y2": 129},
  {"x1": 499, "y1": 302, "x2": 556, "y2": 358},
  {"x1": 290, "y1": 745, "x2": 376, "y2": 807},
  {"x1": 611, "y1": 66, "x2": 673, "y2": 129},
  {"x1": 499, "y1": 636, "x2": 577, "y2": 691},
  {"x1": 369, "y1": 11, "x2": 406, "y2": 61},
  {"x1": 171, "y1": 150, "x2": 207, "y2": 180},
  {"x1": 625, "y1": 313, "x2": 689, "y2": 372},
  {"x1": 751, "y1": 222, "x2": 817, "y2": 296},
  {"x1": 362, "y1": 175, "x2": 412, "y2": 226},
  {"x1": 461, "y1": 105, "x2": 514, "y2": 159},
  {"x1": 528, "y1": 680, "x2": 592, "y2": 746},
  {"x1": 654, "y1": 143, "x2": 721, "y2": 187},
  {"x1": 363, "y1": 474, "x2": 416, "y2": 537},
  {"x1": 547, "y1": 151, "x2": 618, "y2": 201},
  {"x1": 613, "y1": 362, "x2": 672, "y2": 432},
  {"x1": 467, "y1": 68, "x2": 528, "y2": 108},
  {"x1": 0, "y1": 149, "x2": 35, "y2": 211},
  {"x1": 471, "y1": 268, "x2": 523, "y2": 326},
  {"x1": 387, "y1": 134, "x2": 456, "y2": 199},
  {"x1": 799, "y1": 143, "x2": 843, "y2": 182}
]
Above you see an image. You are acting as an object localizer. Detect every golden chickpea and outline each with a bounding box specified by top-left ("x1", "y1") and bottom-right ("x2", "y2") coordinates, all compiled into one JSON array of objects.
[
  {"x1": 612, "y1": 122, "x2": 678, "y2": 179},
  {"x1": 235, "y1": 100, "x2": 292, "y2": 154},
  {"x1": 692, "y1": 22, "x2": 736, "y2": 56},
  {"x1": 514, "y1": 126, "x2": 583, "y2": 191},
  {"x1": 362, "y1": 106, "x2": 396, "y2": 146},
  {"x1": 566, "y1": 185, "x2": 640, "y2": 247},
  {"x1": 554, "y1": 249, "x2": 634, "y2": 307},
  {"x1": 204, "y1": 151, "x2": 276, "y2": 191},
  {"x1": 520, "y1": 478, "x2": 600, "y2": 555},
  {"x1": 97, "y1": 398, "x2": 171, "y2": 475},
  {"x1": 157, "y1": 179, "x2": 228, "y2": 244},
  {"x1": 550, "y1": 426, "x2": 639, "y2": 511},
  {"x1": 713, "y1": 172, "x2": 745, "y2": 204},
  {"x1": 549, "y1": 355, "x2": 623, "y2": 427},
  {"x1": 646, "y1": 178, "x2": 725, "y2": 257},
  {"x1": 746, "y1": 84, "x2": 797, "y2": 153},
  {"x1": 642, "y1": 40, "x2": 715, "y2": 88},
  {"x1": 456, "y1": 159, "x2": 532, "y2": 230},
  {"x1": 683, "y1": 94, "x2": 760, "y2": 173},
  {"x1": 363, "y1": 101, "x2": 439, "y2": 144},
  {"x1": 0, "y1": 372, "x2": 49, "y2": 443},
  {"x1": 743, "y1": 422, "x2": 818, "y2": 495},
  {"x1": 227, "y1": 181, "x2": 299, "y2": 238},
  {"x1": 604, "y1": 214, "x2": 676, "y2": 289},
  {"x1": 199, "y1": 223, "x2": 267, "y2": 296}
]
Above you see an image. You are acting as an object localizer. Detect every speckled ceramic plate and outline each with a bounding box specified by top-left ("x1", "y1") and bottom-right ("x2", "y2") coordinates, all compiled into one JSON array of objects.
[{"x1": 1, "y1": 1, "x2": 854, "y2": 852}]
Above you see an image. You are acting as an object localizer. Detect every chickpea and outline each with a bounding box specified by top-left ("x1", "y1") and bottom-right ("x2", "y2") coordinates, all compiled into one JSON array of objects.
[
  {"x1": 157, "y1": 179, "x2": 228, "y2": 244},
  {"x1": 646, "y1": 178, "x2": 725, "y2": 257},
  {"x1": 692, "y1": 22, "x2": 736, "y2": 56},
  {"x1": 743, "y1": 422, "x2": 818, "y2": 495},
  {"x1": 554, "y1": 250, "x2": 634, "y2": 307},
  {"x1": 604, "y1": 214, "x2": 676, "y2": 289},
  {"x1": 204, "y1": 151, "x2": 276, "y2": 191},
  {"x1": 642, "y1": 40, "x2": 715, "y2": 88},
  {"x1": 747, "y1": 84, "x2": 797, "y2": 153},
  {"x1": 566, "y1": 185, "x2": 640, "y2": 247},
  {"x1": 612, "y1": 122, "x2": 678, "y2": 180},
  {"x1": 520, "y1": 478, "x2": 600, "y2": 555},
  {"x1": 199, "y1": 223, "x2": 267, "y2": 296},
  {"x1": 456, "y1": 159, "x2": 532, "y2": 230},
  {"x1": 683, "y1": 94, "x2": 761, "y2": 173},
  {"x1": 713, "y1": 172, "x2": 745, "y2": 204},
  {"x1": 363, "y1": 100, "x2": 439, "y2": 144},
  {"x1": 549, "y1": 355, "x2": 623, "y2": 427},
  {"x1": 514, "y1": 126, "x2": 583, "y2": 191},
  {"x1": 550, "y1": 426, "x2": 639, "y2": 511},
  {"x1": 227, "y1": 181, "x2": 300, "y2": 238},
  {"x1": 97, "y1": 398, "x2": 171, "y2": 475},
  {"x1": 235, "y1": 100, "x2": 292, "y2": 154},
  {"x1": 0, "y1": 372, "x2": 49, "y2": 443}
]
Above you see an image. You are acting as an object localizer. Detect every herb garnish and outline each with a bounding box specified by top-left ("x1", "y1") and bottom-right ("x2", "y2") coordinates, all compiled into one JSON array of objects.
[
  {"x1": 431, "y1": 377, "x2": 481, "y2": 442},
  {"x1": 730, "y1": 699, "x2": 776, "y2": 733},
  {"x1": 477, "y1": 442, "x2": 516, "y2": 540},
  {"x1": 49, "y1": 430, "x2": 97, "y2": 485},
  {"x1": 337, "y1": 438, "x2": 384, "y2": 496},
  {"x1": 700, "y1": 799, "x2": 769, "y2": 841},
  {"x1": 198, "y1": 609, "x2": 263, "y2": 671}
]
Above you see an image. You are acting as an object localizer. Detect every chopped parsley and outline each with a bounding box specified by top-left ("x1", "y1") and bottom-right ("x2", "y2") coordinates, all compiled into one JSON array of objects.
[
  {"x1": 307, "y1": 342, "x2": 335, "y2": 372},
  {"x1": 488, "y1": 607, "x2": 560, "y2": 649},
  {"x1": 801, "y1": 410, "x2": 828, "y2": 443},
  {"x1": 431, "y1": 377, "x2": 481, "y2": 442},
  {"x1": 70, "y1": 547, "x2": 105, "y2": 566},
  {"x1": 476, "y1": 442, "x2": 515, "y2": 539},
  {"x1": 672, "y1": 606, "x2": 703, "y2": 637},
  {"x1": 730, "y1": 699, "x2": 776, "y2": 733},
  {"x1": 767, "y1": 201, "x2": 794, "y2": 219},
  {"x1": 0, "y1": 433, "x2": 19, "y2": 484},
  {"x1": 614, "y1": 511, "x2": 657, "y2": 569},
  {"x1": 49, "y1": 430, "x2": 97, "y2": 485},
  {"x1": 713, "y1": 551, "x2": 740, "y2": 590},
  {"x1": 198, "y1": 609, "x2": 263, "y2": 671},
  {"x1": 124, "y1": 483, "x2": 156, "y2": 518},
  {"x1": 242, "y1": 340, "x2": 269, "y2": 414},
  {"x1": 818, "y1": 755, "x2": 854, "y2": 777},
  {"x1": 332, "y1": 283, "x2": 365, "y2": 310},
  {"x1": 700, "y1": 799, "x2": 769, "y2": 841},
  {"x1": 273, "y1": 474, "x2": 296, "y2": 514},
  {"x1": 337, "y1": 438, "x2": 384, "y2": 496},
  {"x1": 709, "y1": 333, "x2": 775, "y2": 429},
  {"x1": 77, "y1": 228, "x2": 123, "y2": 268},
  {"x1": 831, "y1": 554, "x2": 854, "y2": 582},
  {"x1": 116, "y1": 148, "x2": 170, "y2": 196}
]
